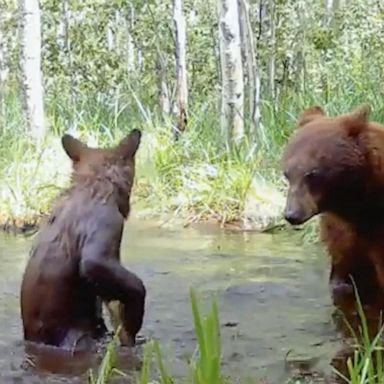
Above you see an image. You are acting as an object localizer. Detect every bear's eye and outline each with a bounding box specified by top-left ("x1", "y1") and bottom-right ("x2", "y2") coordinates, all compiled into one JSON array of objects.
[{"x1": 304, "y1": 169, "x2": 323, "y2": 187}]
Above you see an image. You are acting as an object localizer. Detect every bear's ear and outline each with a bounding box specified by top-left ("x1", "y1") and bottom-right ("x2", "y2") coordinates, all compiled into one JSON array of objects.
[
  {"x1": 61, "y1": 134, "x2": 88, "y2": 161},
  {"x1": 349, "y1": 103, "x2": 370, "y2": 122},
  {"x1": 297, "y1": 106, "x2": 325, "y2": 128},
  {"x1": 117, "y1": 129, "x2": 142, "y2": 159},
  {"x1": 345, "y1": 103, "x2": 371, "y2": 137}
]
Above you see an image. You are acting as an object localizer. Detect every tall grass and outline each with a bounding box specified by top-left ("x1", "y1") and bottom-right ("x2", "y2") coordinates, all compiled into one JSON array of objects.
[
  {"x1": 89, "y1": 288, "x2": 228, "y2": 384},
  {"x1": 0, "y1": 88, "x2": 286, "y2": 231},
  {"x1": 88, "y1": 327, "x2": 128, "y2": 384},
  {"x1": 82, "y1": 284, "x2": 384, "y2": 384},
  {"x1": 189, "y1": 288, "x2": 223, "y2": 384},
  {"x1": 2, "y1": 79, "x2": 384, "y2": 231},
  {"x1": 334, "y1": 282, "x2": 384, "y2": 384}
]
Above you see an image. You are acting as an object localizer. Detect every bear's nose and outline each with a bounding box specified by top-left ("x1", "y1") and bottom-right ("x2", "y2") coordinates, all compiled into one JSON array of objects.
[{"x1": 284, "y1": 210, "x2": 304, "y2": 225}]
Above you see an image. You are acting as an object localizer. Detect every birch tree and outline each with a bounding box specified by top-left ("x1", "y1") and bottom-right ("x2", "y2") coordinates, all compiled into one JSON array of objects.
[
  {"x1": 238, "y1": 0, "x2": 261, "y2": 136},
  {"x1": 157, "y1": 53, "x2": 171, "y2": 116},
  {"x1": 218, "y1": 0, "x2": 244, "y2": 145},
  {"x1": 0, "y1": 24, "x2": 7, "y2": 114},
  {"x1": 19, "y1": 0, "x2": 46, "y2": 141},
  {"x1": 126, "y1": 5, "x2": 135, "y2": 73},
  {"x1": 57, "y1": 0, "x2": 76, "y2": 122},
  {"x1": 325, "y1": 0, "x2": 341, "y2": 29},
  {"x1": 268, "y1": 0, "x2": 276, "y2": 100},
  {"x1": 173, "y1": 0, "x2": 188, "y2": 138}
]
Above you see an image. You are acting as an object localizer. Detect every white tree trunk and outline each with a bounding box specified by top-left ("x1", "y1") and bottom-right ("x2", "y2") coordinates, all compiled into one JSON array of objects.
[
  {"x1": 157, "y1": 54, "x2": 170, "y2": 116},
  {"x1": 57, "y1": 0, "x2": 76, "y2": 124},
  {"x1": 19, "y1": 0, "x2": 46, "y2": 141},
  {"x1": 268, "y1": 0, "x2": 276, "y2": 100},
  {"x1": 218, "y1": 0, "x2": 244, "y2": 145},
  {"x1": 325, "y1": 0, "x2": 333, "y2": 25},
  {"x1": 107, "y1": 25, "x2": 114, "y2": 51},
  {"x1": 239, "y1": 0, "x2": 262, "y2": 137},
  {"x1": 326, "y1": 0, "x2": 340, "y2": 28},
  {"x1": 56, "y1": 0, "x2": 66, "y2": 51},
  {"x1": 0, "y1": 23, "x2": 9, "y2": 86},
  {"x1": 126, "y1": 6, "x2": 135, "y2": 73},
  {"x1": 0, "y1": 24, "x2": 7, "y2": 114},
  {"x1": 137, "y1": 48, "x2": 143, "y2": 71},
  {"x1": 107, "y1": 11, "x2": 117, "y2": 52},
  {"x1": 173, "y1": 0, "x2": 188, "y2": 137}
]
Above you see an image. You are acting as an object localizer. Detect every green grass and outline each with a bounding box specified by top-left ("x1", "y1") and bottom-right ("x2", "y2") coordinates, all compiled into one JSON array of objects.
[
  {"x1": 189, "y1": 288, "x2": 223, "y2": 384},
  {"x1": 0, "y1": 88, "x2": 286, "y2": 232},
  {"x1": 138, "y1": 288, "x2": 227, "y2": 383},
  {"x1": 88, "y1": 327, "x2": 128, "y2": 384},
  {"x1": 88, "y1": 288, "x2": 231, "y2": 384},
  {"x1": 88, "y1": 284, "x2": 384, "y2": 384},
  {"x1": 333, "y1": 282, "x2": 384, "y2": 384},
  {"x1": 2, "y1": 77, "x2": 384, "y2": 233}
]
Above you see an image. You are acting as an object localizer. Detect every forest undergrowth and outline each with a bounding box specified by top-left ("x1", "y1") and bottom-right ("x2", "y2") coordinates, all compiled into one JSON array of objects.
[{"x1": 2, "y1": 82, "x2": 382, "y2": 239}]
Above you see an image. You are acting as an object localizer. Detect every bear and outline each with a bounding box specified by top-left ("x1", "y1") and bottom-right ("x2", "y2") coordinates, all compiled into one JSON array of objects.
[
  {"x1": 282, "y1": 104, "x2": 384, "y2": 303},
  {"x1": 20, "y1": 129, "x2": 146, "y2": 351}
]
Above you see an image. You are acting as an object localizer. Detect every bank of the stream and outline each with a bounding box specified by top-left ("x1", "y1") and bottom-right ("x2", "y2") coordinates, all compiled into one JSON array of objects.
[
  {"x1": 3, "y1": 84, "x2": 377, "y2": 238},
  {"x1": 0, "y1": 120, "x2": 289, "y2": 235}
]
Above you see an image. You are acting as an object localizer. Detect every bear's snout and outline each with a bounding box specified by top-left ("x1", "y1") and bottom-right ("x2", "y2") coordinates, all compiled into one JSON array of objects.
[{"x1": 284, "y1": 208, "x2": 306, "y2": 226}]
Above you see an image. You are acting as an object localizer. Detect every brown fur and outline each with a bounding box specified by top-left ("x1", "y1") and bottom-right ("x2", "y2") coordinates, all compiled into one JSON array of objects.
[
  {"x1": 20, "y1": 129, "x2": 146, "y2": 351},
  {"x1": 282, "y1": 105, "x2": 384, "y2": 301}
]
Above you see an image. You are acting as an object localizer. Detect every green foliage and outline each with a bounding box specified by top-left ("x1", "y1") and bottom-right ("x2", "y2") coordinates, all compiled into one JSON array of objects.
[
  {"x1": 334, "y1": 282, "x2": 384, "y2": 384},
  {"x1": 2, "y1": 0, "x2": 384, "y2": 117},
  {"x1": 89, "y1": 289, "x2": 225, "y2": 384},
  {"x1": 0, "y1": 89, "x2": 285, "y2": 229},
  {"x1": 136, "y1": 339, "x2": 174, "y2": 384},
  {"x1": 88, "y1": 327, "x2": 128, "y2": 384},
  {"x1": 189, "y1": 288, "x2": 223, "y2": 384}
]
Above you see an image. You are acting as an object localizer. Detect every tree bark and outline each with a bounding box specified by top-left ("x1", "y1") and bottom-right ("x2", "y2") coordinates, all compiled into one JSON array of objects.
[
  {"x1": 218, "y1": 0, "x2": 244, "y2": 146},
  {"x1": 268, "y1": 0, "x2": 276, "y2": 100},
  {"x1": 0, "y1": 23, "x2": 7, "y2": 115},
  {"x1": 126, "y1": 5, "x2": 135, "y2": 73},
  {"x1": 156, "y1": 53, "x2": 171, "y2": 116},
  {"x1": 239, "y1": 0, "x2": 261, "y2": 136},
  {"x1": 57, "y1": 0, "x2": 76, "y2": 125},
  {"x1": 173, "y1": 0, "x2": 188, "y2": 138},
  {"x1": 19, "y1": 0, "x2": 46, "y2": 141}
]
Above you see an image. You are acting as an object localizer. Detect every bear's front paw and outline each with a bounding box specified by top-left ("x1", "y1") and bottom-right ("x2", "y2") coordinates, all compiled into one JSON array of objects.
[{"x1": 118, "y1": 328, "x2": 135, "y2": 347}]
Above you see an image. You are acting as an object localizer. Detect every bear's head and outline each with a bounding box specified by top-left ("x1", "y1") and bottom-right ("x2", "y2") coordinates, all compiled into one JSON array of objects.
[
  {"x1": 282, "y1": 104, "x2": 371, "y2": 225},
  {"x1": 61, "y1": 129, "x2": 141, "y2": 191}
]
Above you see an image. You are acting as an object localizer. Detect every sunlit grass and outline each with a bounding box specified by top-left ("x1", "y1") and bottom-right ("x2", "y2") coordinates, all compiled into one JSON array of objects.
[
  {"x1": 88, "y1": 288, "x2": 228, "y2": 384},
  {"x1": 2, "y1": 80, "x2": 384, "y2": 233},
  {"x1": 0, "y1": 90, "x2": 285, "y2": 231},
  {"x1": 189, "y1": 288, "x2": 223, "y2": 384},
  {"x1": 88, "y1": 327, "x2": 128, "y2": 384}
]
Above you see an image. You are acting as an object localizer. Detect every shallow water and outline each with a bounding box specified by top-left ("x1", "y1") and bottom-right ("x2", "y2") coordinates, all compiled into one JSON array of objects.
[{"x1": 0, "y1": 218, "x2": 344, "y2": 383}]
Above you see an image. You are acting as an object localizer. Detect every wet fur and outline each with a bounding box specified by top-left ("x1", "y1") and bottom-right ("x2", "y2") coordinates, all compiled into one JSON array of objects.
[{"x1": 20, "y1": 130, "x2": 146, "y2": 351}]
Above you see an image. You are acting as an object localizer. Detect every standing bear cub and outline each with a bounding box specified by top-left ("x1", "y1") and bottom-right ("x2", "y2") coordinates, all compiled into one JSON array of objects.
[
  {"x1": 21, "y1": 129, "x2": 146, "y2": 351},
  {"x1": 283, "y1": 104, "x2": 384, "y2": 301}
]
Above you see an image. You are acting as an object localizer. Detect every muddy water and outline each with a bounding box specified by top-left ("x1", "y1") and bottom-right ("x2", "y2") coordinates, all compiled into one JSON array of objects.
[{"x1": 0, "y1": 218, "x2": 343, "y2": 383}]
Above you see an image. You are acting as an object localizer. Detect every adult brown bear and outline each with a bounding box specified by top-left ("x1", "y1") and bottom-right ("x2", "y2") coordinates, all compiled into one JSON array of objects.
[
  {"x1": 20, "y1": 129, "x2": 146, "y2": 351},
  {"x1": 283, "y1": 104, "x2": 384, "y2": 303}
]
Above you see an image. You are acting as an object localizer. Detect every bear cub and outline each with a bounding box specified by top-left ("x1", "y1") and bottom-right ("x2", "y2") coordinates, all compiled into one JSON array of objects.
[{"x1": 20, "y1": 129, "x2": 146, "y2": 351}]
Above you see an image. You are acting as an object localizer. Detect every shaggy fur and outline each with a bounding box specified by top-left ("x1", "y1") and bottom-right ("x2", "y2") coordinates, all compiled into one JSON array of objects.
[
  {"x1": 283, "y1": 105, "x2": 384, "y2": 303},
  {"x1": 20, "y1": 130, "x2": 146, "y2": 351}
]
